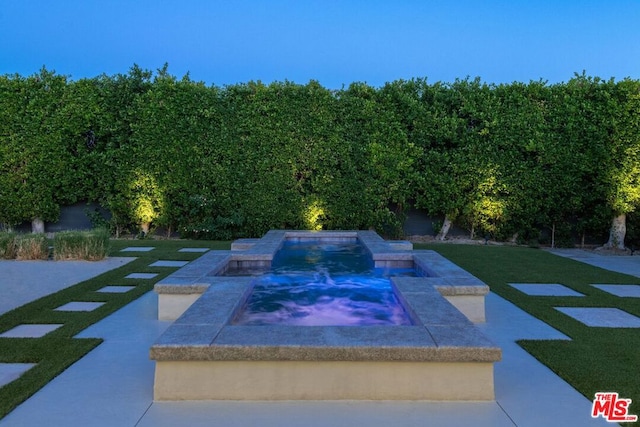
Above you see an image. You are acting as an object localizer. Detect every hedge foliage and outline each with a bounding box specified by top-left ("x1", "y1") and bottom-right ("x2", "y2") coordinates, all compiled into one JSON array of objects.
[{"x1": 1, "y1": 66, "x2": 639, "y2": 244}]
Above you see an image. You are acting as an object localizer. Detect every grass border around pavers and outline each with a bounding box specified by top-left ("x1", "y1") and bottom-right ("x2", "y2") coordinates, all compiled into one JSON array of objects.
[
  {"x1": 2, "y1": 238, "x2": 639, "y2": 423},
  {"x1": 0, "y1": 239, "x2": 230, "y2": 420},
  {"x1": 417, "y1": 243, "x2": 640, "y2": 425}
]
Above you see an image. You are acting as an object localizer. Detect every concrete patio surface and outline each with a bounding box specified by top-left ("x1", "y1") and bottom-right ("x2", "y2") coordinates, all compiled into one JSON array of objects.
[
  {"x1": 2, "y1": 248, "x2": 638, "y2": 426},
  {"x1": 548, "y1": 248, "x2": 640, "y2": 277},
  {"x1": 0, "y1": 257, "x2": 133, "y2": 316}
]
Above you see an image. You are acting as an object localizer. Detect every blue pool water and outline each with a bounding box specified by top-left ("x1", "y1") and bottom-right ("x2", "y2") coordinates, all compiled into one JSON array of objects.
[{"x1": 233, "y1": 240, "x2": 415, "y2": 326}]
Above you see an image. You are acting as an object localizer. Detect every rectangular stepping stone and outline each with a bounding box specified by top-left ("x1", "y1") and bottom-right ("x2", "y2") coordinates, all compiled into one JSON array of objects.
[
  {"x1": 592, "y1": 284, "x2": 640, "y2": 298},
  {"x1": 120, "y1": 246, "x2": 155, "y2": 252},
  {"x1": 555, "y1": 307, "x2": 640, "y2": 327},
  {"x1": 509, "y1": 283, "x2": 584, "y2": 297},
  {"x1": 54, "y1": 302, "x2": 105, "y2": 312},
  {"x1": 178, "y1": 248, "x2": 209, "y2": 253},
  {"x1": 96, "y1": 286, "x2": 136, "y2": 293},
  {"x1": 149, "y1": 260, "x2": 189, "y2": 268},
  {"x1": 125, "y1": 273, "x2": 158, "y2": 279},
  {"x1": 0, "y1": 324, "x2": 63, "y2": 338},
  {"x1": 0, "y1": 363, "x2": 36, "y2": 388}
]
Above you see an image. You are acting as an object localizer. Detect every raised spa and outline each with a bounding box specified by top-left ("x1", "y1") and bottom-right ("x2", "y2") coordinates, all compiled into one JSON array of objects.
[{"x1": 151, "y1": 230, "x2": 501, "y2": 401}]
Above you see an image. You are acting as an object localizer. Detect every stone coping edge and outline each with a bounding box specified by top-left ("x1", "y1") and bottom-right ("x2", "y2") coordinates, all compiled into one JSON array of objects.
[
  {"x1": 151, "y1": 274, "x2": 501, "y2": 363},
  {"x1": 150, "y1": 341, "x2": 501, "y2": 363}
]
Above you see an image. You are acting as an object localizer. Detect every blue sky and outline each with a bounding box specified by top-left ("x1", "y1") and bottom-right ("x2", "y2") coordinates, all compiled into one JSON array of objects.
[{"x1": 1, "y1": 1, "x2": 639, "y2": 88}]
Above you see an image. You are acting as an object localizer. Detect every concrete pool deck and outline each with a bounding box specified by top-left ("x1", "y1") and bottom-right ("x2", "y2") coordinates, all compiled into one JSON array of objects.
[{"x1": 1, "y1": 247, "x2": 637, "y2": 426}]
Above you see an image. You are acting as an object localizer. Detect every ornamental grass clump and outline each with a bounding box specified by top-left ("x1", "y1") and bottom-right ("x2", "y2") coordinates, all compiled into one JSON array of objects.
[
  {"x1": 15, "y1": 234, "x2": 49, "y2": 260},
  {"x1": 0, "y1": 232, "x2": 17, "y2": 259},
  {"x1": 53, "y1": 229, "x2": 110, "y2": 261}
]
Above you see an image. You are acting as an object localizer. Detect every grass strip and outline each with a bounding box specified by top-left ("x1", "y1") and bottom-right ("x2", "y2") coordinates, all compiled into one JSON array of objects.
[
  {"x1": 0, "y1": 239, "x2": 230, "y2": 419},
  {"x1": 417, "y1": 243, "x2": 640, "y2": 423}
]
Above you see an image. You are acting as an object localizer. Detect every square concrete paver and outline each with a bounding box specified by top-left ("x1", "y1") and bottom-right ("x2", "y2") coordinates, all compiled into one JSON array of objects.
[
  {"x1": 125, "y1": 273, "x2": 158, "y2": 280},
  {"x1": 0, "y1": 363, "x2": 37, "y2": 388},
  {"x1": 555, "y1": 307, "x2": 640, "y2": 327},
  {"x1": 178, "y1": 248, "x2": 209, "y2": 253},
  {"x1": 120, "y1": 247, "x2": 155, "y2": 252},
  {"x1": 0, "y1": 324, "x2": 64, "y2": 338},
  {"x1": 54, "y1": 302, "x2": 105, "y2": 312},
  {"x1": 149, "y1": 260, "x2": 189, "y2": 268},
  {"x1": 96, "y1": 286, "x2": 136, "y2": 293},
  {"x1": 509, "y1": 283, "x2": 584, "y2": 297},
  {"x1": 592, "y1": 284, "x2": 640, "y2": 298}
]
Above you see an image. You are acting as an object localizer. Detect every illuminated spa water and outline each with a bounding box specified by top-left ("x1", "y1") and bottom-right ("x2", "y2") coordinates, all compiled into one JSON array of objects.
[{"x1": 233, "y1": 240, "x2": 415, "y2": 326}]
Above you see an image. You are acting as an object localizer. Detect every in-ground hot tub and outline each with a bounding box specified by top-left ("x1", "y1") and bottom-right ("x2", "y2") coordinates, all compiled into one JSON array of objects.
[{"x1": 151, "y1": 230, "x2": 501, "y2": 401}]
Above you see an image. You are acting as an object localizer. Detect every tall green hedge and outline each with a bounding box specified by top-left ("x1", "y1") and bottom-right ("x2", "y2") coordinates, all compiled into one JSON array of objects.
[{"x1": 1, "y1": 66, "x2": 639, "y2": 245}]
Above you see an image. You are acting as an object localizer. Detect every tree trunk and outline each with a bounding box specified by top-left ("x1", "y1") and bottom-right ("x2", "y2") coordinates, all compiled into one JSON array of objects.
[
  {"x1": 31, "y1": 218, "x2": 45, "y2": 233},
  {"x1": 140, "y1": 222, "x2": 150, "y2": 236},
  {"x1": 604, "y1": 214, "x2": 626, "y2": 250},
  {"x1": 435, "y1": 215, "x2": 453, "y2": 241}
]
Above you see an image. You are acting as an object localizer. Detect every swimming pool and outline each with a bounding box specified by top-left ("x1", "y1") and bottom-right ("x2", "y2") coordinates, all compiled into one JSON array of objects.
[{"x1": 151, "y1": 230, "x2": 500, "y2": 401}]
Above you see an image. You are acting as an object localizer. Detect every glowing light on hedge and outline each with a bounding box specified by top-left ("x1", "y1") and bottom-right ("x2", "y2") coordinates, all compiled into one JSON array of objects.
[
  {"x1": 304, "y1": 199, "x2": 326, "y2": 231},
  {"x1": 129, "y1": 169, "x2": 165, "y2": 233}
]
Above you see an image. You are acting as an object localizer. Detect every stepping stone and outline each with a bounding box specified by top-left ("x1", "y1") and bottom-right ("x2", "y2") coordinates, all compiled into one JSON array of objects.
[
  {"x1": 149, "y1": 260, "x2": 189, "y2": 267},
  {"x1": 592, "y1": 284, "x2": 640, "y2": 298},
  {"x1": 125, "y1": 273, "x2": 158, "y2": 279},
  {"x1": 54, "y1": 302, "x2": 105, "y2": 312},
  {"x1": 178, "y1": 248, "x2": 209, "y2": 253},
  {"x1": 509, "y1": 283, "x2": 584, "y2": 297},
  {"x1": 120, "y1": 247, "x2": 155, "y2": 252},
  {"x1": 96, "y1": 286, "x2": 136, "y2": 293},
  {"x1": 0, "y1": 363, "x2": 36, "y2": 388},
  {"x1": 0, "y1": 324, "x2": 63, "y2": 338},
  {"x1": 555, "y1": 307, "x2": 640, "y2": 327}
]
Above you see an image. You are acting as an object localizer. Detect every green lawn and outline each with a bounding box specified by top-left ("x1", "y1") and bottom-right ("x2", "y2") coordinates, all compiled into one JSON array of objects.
[
  {"x1": 417, "y1": 243, "x2": 640, "y2": 424},
  {"x1": 0, "y1": 239, "x2": 230, "y2": 419},
  {"x1": 1, "y1": 239, "x2": 638, "y2": 423}
]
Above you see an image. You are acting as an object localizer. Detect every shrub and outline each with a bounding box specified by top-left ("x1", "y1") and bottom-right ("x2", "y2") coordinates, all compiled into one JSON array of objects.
[
  {"x1": 53, "y1": 229, "x2": 110, "y2": 261},
  {"x1": 179, "y1": 213, "x2": 245, "y2": 241},
  {"x1": 0, "y1": 232, "x2": 17, "y2": 259},
  {"x1": 15, "y1": 234, "x2": 49, "y2": 260}
]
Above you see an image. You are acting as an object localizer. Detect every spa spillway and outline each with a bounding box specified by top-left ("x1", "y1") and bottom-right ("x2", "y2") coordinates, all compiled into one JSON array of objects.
[{"x1": 150, "y1": 230, "x2": 501, "y2": 401}]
